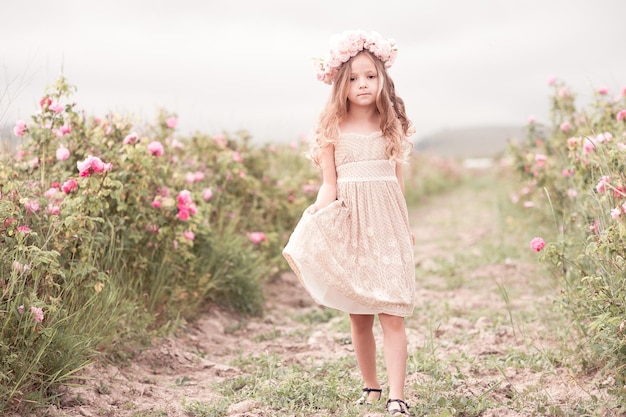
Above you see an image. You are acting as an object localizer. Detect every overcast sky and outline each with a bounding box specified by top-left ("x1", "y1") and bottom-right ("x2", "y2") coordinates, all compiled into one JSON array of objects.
[{"x1": 1, "y1": 0, "x2": 625, "y2": 143}]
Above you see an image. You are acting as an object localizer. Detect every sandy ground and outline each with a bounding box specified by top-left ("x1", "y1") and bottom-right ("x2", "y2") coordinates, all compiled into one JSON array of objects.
[{"x1": 23, "y1": 174, "x2": 621, "y2": 417}]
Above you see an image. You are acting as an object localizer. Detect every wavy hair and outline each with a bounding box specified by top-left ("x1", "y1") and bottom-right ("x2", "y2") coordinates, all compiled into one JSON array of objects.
[{"x1": 308, "y1": 50, "x2": 413, "y2": 166}]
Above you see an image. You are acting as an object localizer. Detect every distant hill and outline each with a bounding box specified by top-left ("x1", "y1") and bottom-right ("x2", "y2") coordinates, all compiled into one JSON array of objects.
[{"x1": 415, "y1": 125, "x2": 527, "y2": 159}]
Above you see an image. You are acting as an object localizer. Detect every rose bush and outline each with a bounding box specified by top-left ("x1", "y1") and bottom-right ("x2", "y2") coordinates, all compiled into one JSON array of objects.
[
  {"x1": 508, "y1": 78, "x2": 626, "y2": 403},
  {"x1": 0, "y1": 77, "x2": 317, "y2": 411}
]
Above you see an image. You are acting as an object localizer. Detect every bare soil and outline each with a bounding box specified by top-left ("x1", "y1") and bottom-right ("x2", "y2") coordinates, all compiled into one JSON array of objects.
[{"x1": 35, "y1": 173, "x2": 619, "y2": 417}]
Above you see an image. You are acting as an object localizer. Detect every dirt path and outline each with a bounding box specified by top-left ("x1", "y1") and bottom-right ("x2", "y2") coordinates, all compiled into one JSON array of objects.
[{"x1": 42, "y1": 171, "x2": 616, "y2": 417}]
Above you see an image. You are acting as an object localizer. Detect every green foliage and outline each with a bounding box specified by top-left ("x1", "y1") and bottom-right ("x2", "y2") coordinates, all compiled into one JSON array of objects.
[{"x1": 507, "y1": 79, "x2": 626, "y2": 406}]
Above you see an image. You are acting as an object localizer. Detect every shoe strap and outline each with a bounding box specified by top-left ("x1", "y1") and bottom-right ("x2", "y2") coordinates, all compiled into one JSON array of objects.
[{"x1": 386, "y1": 398, "x2": 409, "y2": 415}]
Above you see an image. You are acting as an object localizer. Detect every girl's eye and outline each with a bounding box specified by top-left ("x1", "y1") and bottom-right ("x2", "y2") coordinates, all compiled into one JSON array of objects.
[
  {"x1": 368, "y1": 75, "x2": 376, "y2": 79},
  {"x1": 349, "y1": 77, "x2": 356, "y2": 81}
]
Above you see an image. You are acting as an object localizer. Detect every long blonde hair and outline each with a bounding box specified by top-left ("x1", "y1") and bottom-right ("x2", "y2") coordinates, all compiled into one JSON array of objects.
[{"x1": 308, "y1": 51, "x2": 413, "y2": 166}]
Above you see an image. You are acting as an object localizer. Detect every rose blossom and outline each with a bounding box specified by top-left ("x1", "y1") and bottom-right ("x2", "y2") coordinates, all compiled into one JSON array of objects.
[
  {"x1": 30, "y1": 306, "x2": 44, "y2": 323},
  {"x1": 233, "y1": 151, "x2": 243, "y2": 162},
  {"x1": 44, "y1": 187, "x2": 59, "y2": 198},
  {"x1": 24, "y1": 199, "x2": 39, "y2": 213},
  {"x1": 13, "y1": 120, "x2": 27, "y2": 137},
  {"x1": 596, "y1": 176, "x2": 610, "y2": 193},
  {"x1": 62, "y1": 179, "x2": 78, "y2": 194},
  {"x1": 17, "y1": 225, "x2": 31, "y2": 234},
  {"x1": 560, "y1": 121, "x2": 572, "y2": 132},
  {"x1": 183, "y1": 230, "x2": 195, "y2": 241},
  {"x1": 166, "y1": 116, "x2": 178, "y2": 129},
  {"x1": 56, "y1": 146, "x2": 70, "y2": 161},
  {"x1": 202, "y1": 188, "x2": 213, "y2": 201},
  {"x1": 617, "y1": 110, "x2": 626, "y2": 122},
  {"x1": 49, "y1": 101, "x2": 64, "y2": 113},
  {"x1": 47, "y1": 203, "x2": 61, "y2": 215},
  {"x1": 248, "y1": 232, "x2": 268, "y2": 244},
  {"x1": 597, "y1": 86, "x2": 609, "y2": 95},
  {"x1": 77, "y1": 155, "x2": 112, "y2": 177},
  {"x1": 534, "y1": 154, "x2": 547, "y2": 167},
  {"x1": 530, "y1": 237, "x2": 545, "y2": 252},
  {"x1": 147, "y1": 141, "x2": 164, "y2": 157},
  {"x1": 123, "y1": 132, "x2": 139, "y2": 145}
]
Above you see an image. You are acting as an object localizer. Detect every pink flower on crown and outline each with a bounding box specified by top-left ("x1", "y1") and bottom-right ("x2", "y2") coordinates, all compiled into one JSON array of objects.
[{"x1": 315, "y1": 30, "x2": 398, "y2": 85}]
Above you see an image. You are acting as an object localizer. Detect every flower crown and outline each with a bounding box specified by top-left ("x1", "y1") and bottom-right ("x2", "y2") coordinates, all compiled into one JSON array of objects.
[{"x1": 314, "y1": 30, "x2": 398, "y2": 85}]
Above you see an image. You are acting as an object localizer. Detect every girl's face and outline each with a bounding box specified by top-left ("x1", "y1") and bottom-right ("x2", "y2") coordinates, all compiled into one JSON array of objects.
[{"x1": 346, "y1": 53, "x2": 379, "y2": 108}]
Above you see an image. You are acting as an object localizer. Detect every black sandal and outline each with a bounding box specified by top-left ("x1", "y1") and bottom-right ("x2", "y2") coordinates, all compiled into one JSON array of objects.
[
  {"x1": 386, "y1": 398, "x2": 410, "y2": 415},
  {"x1": 355, "y1": 387, "x2": 382, "y2": 405}
]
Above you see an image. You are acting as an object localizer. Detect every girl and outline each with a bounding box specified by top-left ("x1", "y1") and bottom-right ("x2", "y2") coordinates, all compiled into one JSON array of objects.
[{"x1": 283, "y1": 30, "x2": 415, "y2": 416}]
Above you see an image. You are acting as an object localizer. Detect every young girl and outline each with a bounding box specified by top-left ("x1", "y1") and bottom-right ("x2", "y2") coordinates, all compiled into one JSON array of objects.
[{"x1": 283, "y1": 30, "x2": 415, "y2": 415}]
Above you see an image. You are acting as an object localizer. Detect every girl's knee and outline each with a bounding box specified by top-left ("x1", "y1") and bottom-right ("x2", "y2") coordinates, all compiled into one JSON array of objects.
[{"x1": 350, "y1": 314, "x2": 375, "y2": 331}]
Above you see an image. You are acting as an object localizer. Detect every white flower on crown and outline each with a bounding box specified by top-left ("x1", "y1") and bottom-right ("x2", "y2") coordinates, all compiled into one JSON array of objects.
[{"x1": 314, "y1": 30, "x2": 398, "y2": 85}]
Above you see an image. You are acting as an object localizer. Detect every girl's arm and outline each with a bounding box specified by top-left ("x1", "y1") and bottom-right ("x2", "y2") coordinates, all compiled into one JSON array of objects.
[
  {"x1": 308, "y1": 144, "x2": 337, "y2": 214},
  {"x1": 395, "y1": 162, "x2": 406, "y2": 196}
]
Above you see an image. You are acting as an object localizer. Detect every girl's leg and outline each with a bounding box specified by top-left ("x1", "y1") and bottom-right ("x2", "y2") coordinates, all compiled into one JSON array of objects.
[
  {"x1": 350, "y1": 314, "x2": 380, "y2": 396},
  {"x1": 378, "y1": 313, "x2": 407, "y2": 401}
]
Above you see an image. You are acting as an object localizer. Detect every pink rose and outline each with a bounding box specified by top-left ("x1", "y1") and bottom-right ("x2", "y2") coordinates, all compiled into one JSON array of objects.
[
  {"x1": 176, "y1": 189, "x2": 196, "y2": 221},
  {"x1": 166, "y1": 116, "x2": 178, "y2": 129},
  {"x1": 40, "y1": 96, "x2": 52, "y2": 109},
  {"x1": 24, "y1": 199, "x2": 40, "y2": 213},
  {"x1": 247, "y1": 232, "x2": 267, "y2": 244},
  {"x1": 44, "y1": 187, "x2": 59, "y2": 199},
  {"x1": 123, "y1": 132, "x2": 139, "y2": 145},
  {"x1": 47, "y1": 203, "x2": 60, "y2": 215},
  {"x1": 62, "y1": 179, "x2": 78, "y2": 194},
  {"x1": 534, "y1": 154, "x2": 547, "y2": 167},
  {"x1": 77, "y1": 155, "x2": 112, "y2": 177},
  {"x1": 595, "y1": 175, "x2": 610, "y2": 193},
  {"x1": 547, "y1": 75, "x2": 556, "y2": 86},
  {"x1": 597, "y1": 86, "x2": 609, "y2": 95},
  {"x1": 147, "y1": 141, "x2": 164, "y2": 157},
  {"x1": 617, "y1": 109, "x2": 626, "y2": 122},
  {"x1": 13, "y1": 120, "x2": 27, "y2": 137},
  {"x1": 233, "y1": 151, "x2": 243, "y2": 162},
  {"x1": 530, "y1": 237, "x2": 545, "y2": 252},
  {"x1": 202, "y1": 188, "x2": 213, "y2": 201},
  {"x1": 527, "y1": 115, "x2": 536, "y2": 124},
  {"x1": 183, "y1": 230, "x2": 195, "y2": 241},
  {"x1": 17, "y1": 225, "x2": 31, "y2": 234},
  {"x1": 611, "y1": 207, "x2": 622, "y2": 219},
  {"x1": 60, "y1": 123, "x2": 72, "y2": 135},
  {"x1": 56, "y1": 146, "x2": 70, "y2": 161},
  {"x1": 559, "y1": 121, "x2": 572, "y2": 133},
  {"x1": 583, "y1": 138, "x2": 595, "y2": 154},
  {"x1": 49, "y1": 101, "x2": 64, "y2": 113},
  {"x1": 30, "y1": 306, "x2": 44, "y2": 323},
  {"x1": 151, "y1": 197, "x2": 162, "y2": 208}
]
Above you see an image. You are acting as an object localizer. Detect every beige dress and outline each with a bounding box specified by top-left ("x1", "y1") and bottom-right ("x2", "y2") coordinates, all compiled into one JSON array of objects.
[{"x1": 282, "y1": 131, "x2": 415, "y2": 317}]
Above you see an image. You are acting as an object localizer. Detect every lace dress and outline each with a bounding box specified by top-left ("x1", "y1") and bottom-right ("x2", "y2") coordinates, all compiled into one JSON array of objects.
[{"x1": 282, "y1": 131, "x2": 415, "y2": 317}]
